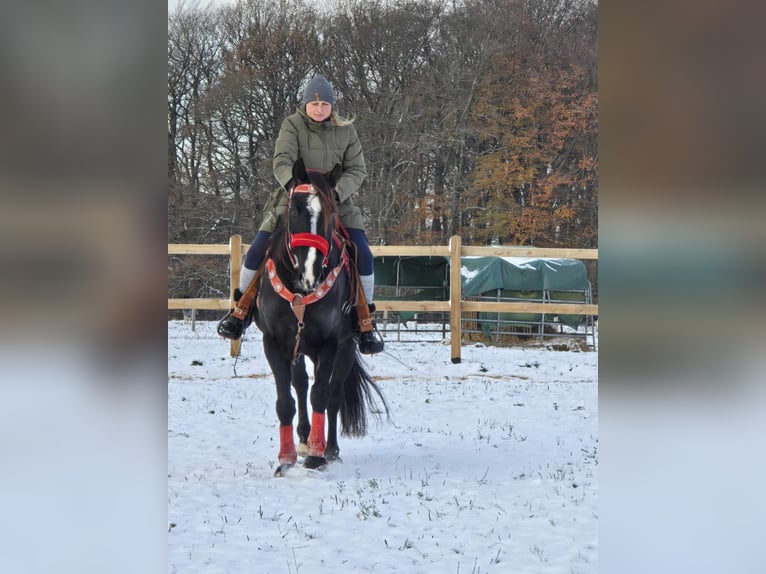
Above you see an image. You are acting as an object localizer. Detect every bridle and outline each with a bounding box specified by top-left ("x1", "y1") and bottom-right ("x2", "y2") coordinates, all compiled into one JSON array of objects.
[
  {"x1": 267, "y1": 180, "x2": 351, "y2": 362},
  {"x1": 285, "y1": 183, "x2": 331, "y2": 269}
]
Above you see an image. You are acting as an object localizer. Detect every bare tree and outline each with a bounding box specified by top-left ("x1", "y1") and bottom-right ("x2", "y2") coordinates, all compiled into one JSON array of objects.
[
  {"x1": 167, "y1": 0, "x2": 598, "y2": 301},
  {"x1": 318, "y1": 0, "x2": 449, "y2": 243},
  {"x1": 168, "y1": 4, "x2": 227, "y2": 242}
]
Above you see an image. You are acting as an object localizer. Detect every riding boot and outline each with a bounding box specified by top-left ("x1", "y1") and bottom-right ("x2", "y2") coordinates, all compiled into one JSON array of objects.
[
  {"x1": 217, "y1": 287, "x2": 255, "y2": 340},
  {"x1": 357, "y1": 302, "x2": 384, "y2": 355}
]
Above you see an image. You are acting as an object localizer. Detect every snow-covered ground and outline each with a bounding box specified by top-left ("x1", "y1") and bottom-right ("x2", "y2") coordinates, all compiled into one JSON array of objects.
[{"x1": 168, "y1": 321, "x2": 598, "y2": 573}]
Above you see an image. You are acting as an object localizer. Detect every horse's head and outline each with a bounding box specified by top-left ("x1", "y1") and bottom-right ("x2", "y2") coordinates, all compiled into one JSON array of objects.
[{"x1": 284, "y1": 159, "x2": 342, "y2": 293}]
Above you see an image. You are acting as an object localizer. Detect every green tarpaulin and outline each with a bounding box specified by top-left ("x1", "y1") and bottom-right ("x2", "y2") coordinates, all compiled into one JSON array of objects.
[
  {"x1": 374, "y1": 256, "x2": 449, "y2": 321},
  {"x1": 460, "y1": 257, "x2": 589, "y2": 294},
  {"x1": 460, "y1": 257, "x2": 589, "y2": 329},
  {"x1": 374, "y1": 256, "x2": 449, "y2": 291},
  {"x1": 374, "y1": 255, "x2": 590, "y2": 329}
]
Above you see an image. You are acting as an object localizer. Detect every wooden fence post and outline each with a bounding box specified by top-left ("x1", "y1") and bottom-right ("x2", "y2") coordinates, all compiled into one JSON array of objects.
[
  {"x1": 449, "y1": 234, "x2": 462, "y2": 363},
  {"x1": 229, "y1": 234, "x2": 242, "y2": 357}
]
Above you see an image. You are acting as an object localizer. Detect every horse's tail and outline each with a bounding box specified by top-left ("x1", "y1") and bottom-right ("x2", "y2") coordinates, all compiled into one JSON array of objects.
[{"x1": 340, "y1": 350, "x2": 390, "y2": 437}]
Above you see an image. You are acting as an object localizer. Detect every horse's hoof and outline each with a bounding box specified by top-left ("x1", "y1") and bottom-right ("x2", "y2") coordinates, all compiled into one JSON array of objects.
[
  {"x1": 303, "y1": 456, "x2": 327, "y2": 470},
  {"x1": 297, "y1": 442, "x2": 309, "y2": 457},
  {"x1": 325, "y1": 449, "x2": 341, "y2": 462},
  {"x1": 274, "y1": 463, "x2": 294, "y2": 477}
]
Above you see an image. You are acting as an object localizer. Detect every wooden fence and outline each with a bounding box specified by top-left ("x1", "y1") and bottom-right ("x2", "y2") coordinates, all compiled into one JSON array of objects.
[{"x1": 168, "y1": 235, "x2": 598, "y2": 362}]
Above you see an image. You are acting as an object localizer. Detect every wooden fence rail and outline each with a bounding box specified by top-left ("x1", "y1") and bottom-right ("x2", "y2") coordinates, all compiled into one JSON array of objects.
[{"x1": 168, "y1": 235, "x2": 598, "y2": 362}]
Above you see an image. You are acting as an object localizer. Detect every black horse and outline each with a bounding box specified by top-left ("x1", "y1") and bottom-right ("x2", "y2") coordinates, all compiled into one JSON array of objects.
[{"x1": 255, "y1": 159, "x2": 388, "y2": 476}]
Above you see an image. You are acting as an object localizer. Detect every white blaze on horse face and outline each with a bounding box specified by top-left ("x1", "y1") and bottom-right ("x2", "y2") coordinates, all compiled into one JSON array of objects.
[{"x1": 301, "y1": 193, "x2": 323, "y2": 290}]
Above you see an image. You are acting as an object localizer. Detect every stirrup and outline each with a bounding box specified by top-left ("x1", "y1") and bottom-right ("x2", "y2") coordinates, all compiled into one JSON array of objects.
[
  {"x1": 217, "y1": 311, "x2": 245, "y2": 340},
  {"x1": 359, "y1": 326, "x2": 384, "y2": 355},
  {"x1": 217, "y1": 302, "x2": 254, "y2": 340}
]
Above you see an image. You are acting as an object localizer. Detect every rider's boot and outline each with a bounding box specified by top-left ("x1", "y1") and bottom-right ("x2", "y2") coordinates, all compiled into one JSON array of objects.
[
  {"x1": 217, "y1": 288, "x2": 254, "y2": 340},
  {"x1": 357, "y1": 303, "x2": 384, "y2": 355}
]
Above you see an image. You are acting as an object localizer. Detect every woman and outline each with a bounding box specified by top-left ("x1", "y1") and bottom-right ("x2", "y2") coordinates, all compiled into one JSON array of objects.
[{"x1": 217, "y1": 74, "x2": 383, "y2": 355}]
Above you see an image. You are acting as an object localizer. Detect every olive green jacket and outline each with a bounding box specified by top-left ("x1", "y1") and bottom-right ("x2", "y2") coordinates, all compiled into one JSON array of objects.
[{"x1": 259, "y1": 106, "x2": 367, "y2": 232}]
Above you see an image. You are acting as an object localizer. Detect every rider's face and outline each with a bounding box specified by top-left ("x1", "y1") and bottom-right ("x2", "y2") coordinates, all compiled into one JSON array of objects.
[{"x1": 306, "y1": 101, "x2": 332, "y2": 122}]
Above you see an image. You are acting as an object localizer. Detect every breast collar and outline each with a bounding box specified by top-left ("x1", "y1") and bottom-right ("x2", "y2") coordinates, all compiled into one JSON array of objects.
[{"x1": 264, "y1": 239, "x2": 348, "y2": 309}]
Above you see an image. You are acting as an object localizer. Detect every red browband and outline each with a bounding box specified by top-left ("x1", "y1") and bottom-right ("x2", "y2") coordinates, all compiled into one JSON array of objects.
[
  {"x1": 290, "y1": 233, "x2": 330, "y2": 257},
  {"x1": 292, "y1": 184, "x2": 315, "y2": 194}
]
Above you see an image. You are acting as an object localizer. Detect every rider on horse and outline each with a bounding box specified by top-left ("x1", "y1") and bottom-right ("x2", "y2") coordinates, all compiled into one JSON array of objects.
[{"x1": 217, "y1": 74, "x2": 383, "y2": 355}]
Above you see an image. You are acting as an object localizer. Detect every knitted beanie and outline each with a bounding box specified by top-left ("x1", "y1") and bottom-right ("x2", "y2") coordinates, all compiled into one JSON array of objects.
[{"x1": 302, "y1": 74, "x2": 336, "y2": 105}]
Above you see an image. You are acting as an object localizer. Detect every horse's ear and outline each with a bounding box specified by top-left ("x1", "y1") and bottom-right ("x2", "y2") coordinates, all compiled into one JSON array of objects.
[
  {"x1": 292, "y1": 158, "x2": 308, "y2": 183},
  {"x1": 327, "y1": 163, "x2": 342, "y2": 188}
]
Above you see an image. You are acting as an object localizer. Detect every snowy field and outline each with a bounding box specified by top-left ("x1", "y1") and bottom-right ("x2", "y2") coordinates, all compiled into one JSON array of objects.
[{"x1": 168, "y1": 321, "x2": 598, "y2": 573}]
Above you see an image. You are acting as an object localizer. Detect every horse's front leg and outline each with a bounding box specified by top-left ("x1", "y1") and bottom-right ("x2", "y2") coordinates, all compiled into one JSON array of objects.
[
  {"x1": 324, "y1": 410, "x2": 340, "y2": 462},
  {"x1": 291, "y1": 355, "x2": 310, "y2": 457},
  {"x1": 264, "y1": 336, "x2": 297, "y2": 475},
  {"x1": 305, "y1": 340, "x2": 357, "y2": 467},
  {"x1": 304, "y1": 342, "x2": 339, "y2": 469}
]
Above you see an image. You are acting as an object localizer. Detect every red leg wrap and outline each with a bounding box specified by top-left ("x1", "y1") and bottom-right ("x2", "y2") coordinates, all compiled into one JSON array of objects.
[
  {"x1": 278, "y1": 425, "x2": 297, "y2": 464},
  {"x1": 307, "y1": 412, "x2": 326, "y2": 457}
]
